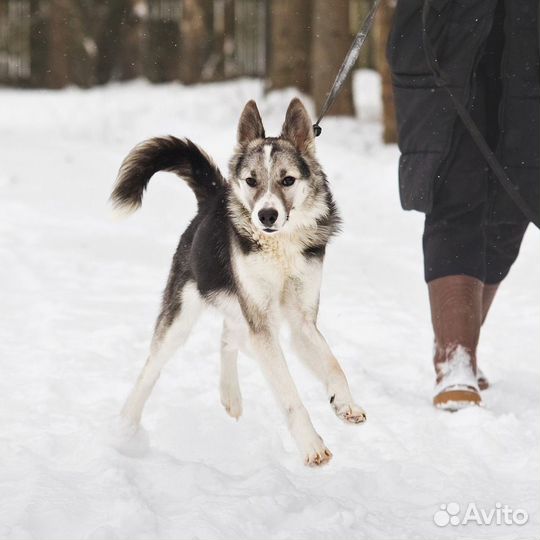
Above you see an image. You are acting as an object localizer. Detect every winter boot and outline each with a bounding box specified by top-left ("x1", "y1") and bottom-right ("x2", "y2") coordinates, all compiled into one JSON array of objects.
[
  {"x1": 475, "y1": 283, "x2": 500, "y2": 390},
  {"x1": 429, "y1": 275, "x2": 484, "y2": 410}
]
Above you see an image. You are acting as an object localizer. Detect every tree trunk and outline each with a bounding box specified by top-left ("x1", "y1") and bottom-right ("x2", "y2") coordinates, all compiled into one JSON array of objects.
[
  {"x1": 376, "y1": 0, "x2": 397, "y2": 143},
  {"x1": 145, "y1": 0, "x2": 182, "y2": 82},
  {"x1": 179, "y1": 0, "x2": 210, "y2": 84},
  {"x1": 223, "y1": 0, "x2": 236, "y2": 78},
  {"x1": 30, "y1": 0, "x2": 50, "y2": 87},
  {"x1": 202, "y1": 0, "x2": 225, "y2": 80},
  {"x1": 114, "y1": 0, "x2": 146, "y2": 81},
  {"x1": 44, "y1": 0, "x2": 97, "y2": 88},
  {"x1": 0, "y1": 0, "x2": 32, "y2": 86},
  {"x1": 47, "y1": 0, "x2": 70, "y2": 88},
  {"x1": 311, "y1": 0, "x2": 355, "y2": 117},
  {"x1": 266, "y1": 0, "x2": 311, "y2": 93}
]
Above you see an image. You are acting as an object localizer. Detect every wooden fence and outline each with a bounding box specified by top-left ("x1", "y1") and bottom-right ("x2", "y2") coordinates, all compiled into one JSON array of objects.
[
  {"x1": 0, "y1": 0, "x2": 376, "y2": 88},
  {"x1": 0, "y1": 0, "x2": 32, "y2": 84}
]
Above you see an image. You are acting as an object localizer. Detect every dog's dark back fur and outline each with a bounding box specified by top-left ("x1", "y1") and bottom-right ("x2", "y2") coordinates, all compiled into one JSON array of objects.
[
  {"x1": 159, "y1": 195, "x2": 237, "y2": 327},
  {"x1": 112, "y1": 136, "x2": 237, "y2": 328}
]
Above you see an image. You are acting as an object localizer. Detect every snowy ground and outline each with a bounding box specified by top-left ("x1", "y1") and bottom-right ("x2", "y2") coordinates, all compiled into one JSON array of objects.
[{"x1": 0, "y1": 71, "x2": 539, "y2": 540}]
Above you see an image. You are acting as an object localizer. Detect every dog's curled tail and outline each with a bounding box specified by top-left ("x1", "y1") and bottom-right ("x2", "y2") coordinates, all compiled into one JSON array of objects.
[{"x1": 110, "y1": 136, "x2": 225, "y2": 215}]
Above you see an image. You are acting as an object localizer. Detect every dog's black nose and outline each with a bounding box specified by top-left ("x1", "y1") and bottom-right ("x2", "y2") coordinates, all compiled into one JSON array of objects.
[{"x1": 258, "y1": 208, "x2": 278, "y2": 227}]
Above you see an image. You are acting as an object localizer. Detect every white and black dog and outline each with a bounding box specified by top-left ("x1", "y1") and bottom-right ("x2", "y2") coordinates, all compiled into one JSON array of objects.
[{"x1": 111, "y1": 98, "x2": 366, "y2": 466}]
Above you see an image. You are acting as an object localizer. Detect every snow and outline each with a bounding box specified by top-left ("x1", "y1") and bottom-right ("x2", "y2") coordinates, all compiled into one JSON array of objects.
[
  {"x1": 0, "y1": 70, "x2": 539, "y2": 539},
  {"x1": 434, "y1": 345, "x2": 479, "y2": 395}
]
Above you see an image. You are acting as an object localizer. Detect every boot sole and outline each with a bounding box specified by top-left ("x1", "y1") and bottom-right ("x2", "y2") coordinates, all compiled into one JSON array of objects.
[{"x1": 433, "y1": 389, "x2": 482, "y2": 411}]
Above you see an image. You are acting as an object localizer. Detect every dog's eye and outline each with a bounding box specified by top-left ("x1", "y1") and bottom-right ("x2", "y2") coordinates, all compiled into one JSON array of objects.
[
  {"x1": 282, "y1": 176, "x2": 296, "y2": 187},
  {"x1": 245, "y1": 177, "x2": 257, "y2": 188}
]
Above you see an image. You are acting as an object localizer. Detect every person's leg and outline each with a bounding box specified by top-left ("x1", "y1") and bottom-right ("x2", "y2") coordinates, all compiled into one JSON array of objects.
[
  {"x1": 474, "y1": 221, "x2": 529, "y2": 389},
  {"x1": 429, "y1": 275, "x2": 484, "y2": 375},
  {"x1": 485, "y1": 221, "x2": 529, "y2": 288},
  {"x1": 423, "y1": 117, "x2": 489, "y2": 409},
  {"x1": 469, "y1": 0, "x2": 507, "y2": 391},
  {"x1": 482, "y1": 284, "x2": 500, "y2": 325},
  {"x1": 424, "y1": 217, "x2": 486, "y2": 409},
  {"x1": 481, "y1": 221, "x2": 529, "y2": 324},
  {"x1": 423, "y1": 0, "x2": 511, "y2": 409},
  {"x1": 470, "y1": 283, "x2": 498, "y2": 390},
  {"x1": 423, "y1": 179, "x2": 489, "y2": 407}
]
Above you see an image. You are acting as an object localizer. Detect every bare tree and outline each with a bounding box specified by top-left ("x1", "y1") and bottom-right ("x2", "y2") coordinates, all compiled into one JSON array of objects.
[
  {"x1": 266, "y1": 0, "x2": 311, "y2": 93},
  {"x1": 47, "y1": 0, "x2": 70, "y2": 88},
  {"x1": 0, "y1": 0, "x2": 32, "y2": 85},
  {"x1": 311, "y1": 0, "x2": 355, "y2": 116},
  {"x1": 144, "y1": 0, "x2": 182, "y2": 82},
  {"x1": 179, "y1": 0, "x2": 211, "y2": 84},
  {"x1": 222, "y1": 0, "x2": 237, "y2": 77},
  {"x1": 116, "y1": 0, "x2": 146, "y2": 81},
  {"x1": 30, "y1": 0, "x2": 50, "y2": 87},
  {"x1": 29, "y1": 0, "x2": 95, "y2": 88}
]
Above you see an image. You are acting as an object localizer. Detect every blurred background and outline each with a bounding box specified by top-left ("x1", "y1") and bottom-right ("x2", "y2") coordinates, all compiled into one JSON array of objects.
[
  {"x1": 0, "y1": 0, "x2": 397, "y2": 141},
  {"x1": 2, "y1": 4, "x2": 540, "y2": 539}
]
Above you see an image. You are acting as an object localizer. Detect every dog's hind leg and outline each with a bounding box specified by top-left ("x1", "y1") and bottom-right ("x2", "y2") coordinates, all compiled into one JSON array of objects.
[
  {"x1": 121, "y1": 281, "x2": 203, "y2": 427},
  {"x1": 285, "y1": 266, "x2": 367, "y2": 425},
  {"x1": 220, "y1": 320, "x2": 243, "y2": 420}
]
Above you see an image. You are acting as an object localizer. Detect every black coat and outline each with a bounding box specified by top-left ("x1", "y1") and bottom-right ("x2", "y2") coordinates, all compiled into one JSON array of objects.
[{"x1": 387, "y1": 0, "x2": 539, "y2": 223}]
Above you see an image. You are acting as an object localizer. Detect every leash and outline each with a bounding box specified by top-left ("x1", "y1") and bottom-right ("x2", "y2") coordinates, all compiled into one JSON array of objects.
[
  {"x1": 312, "y1": 0, "x2": 382, "y2": 137},
  {"x1": 422, "y1": 1, "x2": 539, "y2": 228}
]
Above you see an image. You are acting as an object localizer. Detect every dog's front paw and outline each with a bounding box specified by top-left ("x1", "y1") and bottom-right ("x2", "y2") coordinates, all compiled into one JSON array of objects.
[
  {"x1": 305, "y1": 448, "x2": 333, "y2": 467},
  {"x1": 332, "y1": 400, "x2": 367, "y2": 424},
  {"x1": 220, "y1": 383, "x2": 243, "y2": 420},
  {"x1": 304, "y1": 441, "x2": 333, "y2": 467}
]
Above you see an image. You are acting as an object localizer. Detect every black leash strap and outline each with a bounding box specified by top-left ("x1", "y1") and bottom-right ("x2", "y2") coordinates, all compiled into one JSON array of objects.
[
  {"x1": 312, "y1": 0, "x2": 382, "y2": 137},
  {"x1": 422, "y1": 2, "x2": 539, "y2": 228}
]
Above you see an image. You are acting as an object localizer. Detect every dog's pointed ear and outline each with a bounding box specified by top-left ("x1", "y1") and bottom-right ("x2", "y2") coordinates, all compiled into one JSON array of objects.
[
  {"x1": 237, "y1": 100, "x2": 265, "y2": 146},
  {"x1": 280, "y1": 98, "x2": 315, "y2": 156}
]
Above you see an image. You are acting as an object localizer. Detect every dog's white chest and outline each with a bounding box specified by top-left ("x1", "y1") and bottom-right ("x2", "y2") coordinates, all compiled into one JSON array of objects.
[
  {"x1": 232, "y1": 235, "x2": 307, "y2": 308},
  {"x1": 251, "y1": 231, "x2": 306, "y2": 277}
]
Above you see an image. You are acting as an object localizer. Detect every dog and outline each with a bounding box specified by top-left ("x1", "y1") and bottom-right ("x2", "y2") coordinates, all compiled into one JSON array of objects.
[{"x1": 111, "y1": 98, "x2": 366, "y2": 466}]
